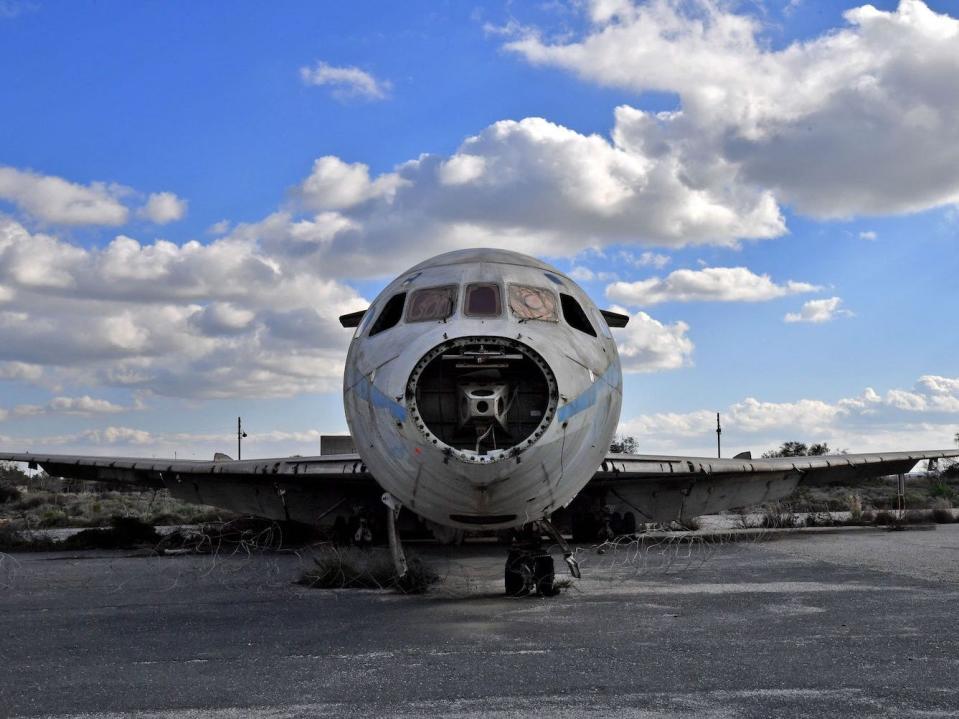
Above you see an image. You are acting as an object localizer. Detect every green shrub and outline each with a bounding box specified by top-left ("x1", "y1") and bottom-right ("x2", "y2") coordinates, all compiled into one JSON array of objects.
[
  {"x1": 39, "y1": 510, "x2": 68, "y2": 527},
  {"x1": 930, "y1": 481, "x2": 955, "y2": 500}
]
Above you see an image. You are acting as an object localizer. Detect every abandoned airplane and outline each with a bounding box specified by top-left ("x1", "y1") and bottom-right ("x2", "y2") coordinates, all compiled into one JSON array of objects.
[{"x1": 3, "y1": 249, "x2": 956, "y2": 595}]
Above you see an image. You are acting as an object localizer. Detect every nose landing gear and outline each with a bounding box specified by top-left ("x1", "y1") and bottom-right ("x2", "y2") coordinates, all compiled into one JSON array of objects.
[{"x1": 504, "y1": 519, "x2": 579, "y2": 597}]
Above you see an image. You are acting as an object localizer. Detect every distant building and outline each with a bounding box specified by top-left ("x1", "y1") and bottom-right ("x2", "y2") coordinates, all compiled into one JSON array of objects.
[{"x1": 320, "y1": 435, "x2": 356, "y2": 455}]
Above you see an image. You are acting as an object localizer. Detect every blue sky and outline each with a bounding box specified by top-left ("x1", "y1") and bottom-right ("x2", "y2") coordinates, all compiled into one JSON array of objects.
[{"x1": 1, "y1": 0, "x2": 957, "y2": 458}]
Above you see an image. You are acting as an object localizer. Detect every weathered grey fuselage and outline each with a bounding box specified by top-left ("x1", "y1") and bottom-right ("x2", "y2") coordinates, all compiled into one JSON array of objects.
[{"x1": 344, "y1": 249, "x2": 622, "y2": 532}]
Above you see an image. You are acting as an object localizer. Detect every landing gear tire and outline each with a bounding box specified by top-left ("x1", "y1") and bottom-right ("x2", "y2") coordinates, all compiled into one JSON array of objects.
[
  {"x1": 505, "y1": 550, "x2": 534, "y2": 596},
  {"x1": 504, "y1": 550, "x2": 557, "y2": 597},
  {"x1": 534, "y1": 554, "x2": 558, "y2": 597}
]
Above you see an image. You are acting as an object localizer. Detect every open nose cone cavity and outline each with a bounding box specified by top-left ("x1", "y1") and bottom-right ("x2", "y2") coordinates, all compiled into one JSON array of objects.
[
  {"x1": 459, "y1": 383, "x2": 510, "y2": 430},
  {"x1": 407, "y1": 336, "x2": 559, "y2": 464}
]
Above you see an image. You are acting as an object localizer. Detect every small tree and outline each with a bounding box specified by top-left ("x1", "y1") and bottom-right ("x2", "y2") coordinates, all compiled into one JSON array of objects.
[
  {"x1": 610, "y1": 435, "x2": 638, "y2": 454},
  {"x1": 762, "y1": 441, "x2": 831, "y2": 458}
]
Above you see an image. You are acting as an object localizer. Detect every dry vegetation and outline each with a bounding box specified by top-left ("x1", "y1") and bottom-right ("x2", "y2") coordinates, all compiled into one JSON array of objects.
[
  {"x1": 780, "y1": 473, "x2": 958, "y2": 513},
  {"x1": 0, "y1": 464, "x2": 235, "y2": 531},
  {"x1": 297, "y1": 547, "x2": 439, "y2": 593}
]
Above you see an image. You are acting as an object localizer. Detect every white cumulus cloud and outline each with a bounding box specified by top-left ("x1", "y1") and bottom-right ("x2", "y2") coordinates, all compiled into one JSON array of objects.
[
  {"x1": 607, "y1": 267, "x2": 819, "y2": 306},
  {"x1": 138, "y1": 191, "x2": 187, "y2": 224},
  {"x1": 612, "y1": 306, "x2": 694, "y2": 373},
  {"x1": 299, "y1": 61, "x2": 391, "y2": 101},
  {"x1": 278, "y1": 117, "x2": 785, "y2": 279},
  {"x1": 505, "y1": 0, "x2": 959, "y2": 219},
  {"x1": 0, "y1": 216, "x2": 366, "y2": 399},
  {"x1": 0, "y1": 166, "x2": 129, "y2": 226},
  {"x1": 784, "y1": 297, "x2": 853, "y2": 323}
]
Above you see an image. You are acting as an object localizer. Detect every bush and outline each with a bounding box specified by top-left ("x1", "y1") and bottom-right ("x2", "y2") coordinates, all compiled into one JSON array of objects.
[
  {"x1": 39, "y1": 510, "x2": 68, "y2": 527},
  {"x1": 874, "y1": 511, "x2": 895, "y2": 526},
  {"x1": 903, "y1": 509, "x2": 932, "y2": 525},
  {"x1": 297, "y1": 547, "x2": 439, "y2": 594},
  {"x1": 13, "y1": 495, "x2": 45, "y2": 511},
  {"x1": 930, "y1": 481, "x2": 955, "y2": 500},
  {"x1": 760, "y1": 504, "x2": 800, "y2": 528},
  {"x1": 0, "y1": 525, "x2": 55, "y2": 552},
  {"x1": 0, "y1": 484, "x2": 21, "y2": 504},
  {"x1": 62, "y1": 516, "x2": 160, "y2": 550},
  {"x1": 931, "y1": 508, "x2": 956, "y2": 524}
]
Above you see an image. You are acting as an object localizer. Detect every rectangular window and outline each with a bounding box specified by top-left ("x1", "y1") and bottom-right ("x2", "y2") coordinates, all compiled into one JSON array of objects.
[
  {"x1": 406, "y1": 285, "x2": 457, "y2": 323},
  {"x1": 508, "y1": 285, "x2": 558, "y2": 322},
  {"x1": 464, "y1": 283, "x2": 501, "y2": 317}
]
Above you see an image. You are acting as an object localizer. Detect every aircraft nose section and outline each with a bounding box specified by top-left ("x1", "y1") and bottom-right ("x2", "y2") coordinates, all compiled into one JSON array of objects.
[{"x1": 406, "y1": 335, "x2": 559, "y2": 464}]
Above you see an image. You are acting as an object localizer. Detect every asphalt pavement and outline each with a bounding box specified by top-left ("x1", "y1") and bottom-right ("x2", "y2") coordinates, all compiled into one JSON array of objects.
[{"x1": 2, "y1": 525, "x2": 958, "y2": 718}]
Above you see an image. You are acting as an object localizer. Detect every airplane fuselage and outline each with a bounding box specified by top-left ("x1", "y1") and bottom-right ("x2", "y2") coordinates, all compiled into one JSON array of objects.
[{"x1": 344, "y1": 249, "x2": 622, "y2": 532}]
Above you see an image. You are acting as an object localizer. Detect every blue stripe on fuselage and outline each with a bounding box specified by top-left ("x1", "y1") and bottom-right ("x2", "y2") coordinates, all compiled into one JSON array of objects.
[
  {"x1": 556, "y1": 362, "x2": 621, "y2": 423},
  {"x1": 352, "y1": 373, "x2": 408, "y2": 422}
]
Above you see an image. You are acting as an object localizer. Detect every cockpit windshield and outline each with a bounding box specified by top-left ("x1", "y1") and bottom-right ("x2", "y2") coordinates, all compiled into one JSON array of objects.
[
  {"x1": 406, "y1": 285, "x2": 457, "y2": 322},
  {"x1": 464, "y1": 283, "x2": 501, "y2": 317},
  {"x1": 508, "y1": 285, "x2": 558, "y2": 322}
]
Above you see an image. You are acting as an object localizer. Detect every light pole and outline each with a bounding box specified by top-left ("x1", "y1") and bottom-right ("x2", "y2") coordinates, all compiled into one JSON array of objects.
[
  {"x1": 716, "y1": 412, "x2": 722, "y2": 459},
  {"x1": 237, "y1": 416, "x2": 248, "y2": 460}
]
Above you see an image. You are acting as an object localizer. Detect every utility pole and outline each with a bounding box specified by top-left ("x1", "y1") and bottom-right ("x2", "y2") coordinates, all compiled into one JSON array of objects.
[
  {"x1": 716, "y1": 412, "x2": 722, "y2": 459},
  {"x1": 237, "y1": 416, "x2": 248, "y2": 460}
]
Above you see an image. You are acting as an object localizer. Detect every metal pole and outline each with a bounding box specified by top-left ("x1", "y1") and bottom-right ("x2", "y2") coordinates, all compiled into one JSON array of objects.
[
  {"x1": 897, "y1": 472, "x2": 905, "y2": 519},
  {"x1": 237, "y1": 416, "x2": 242, "y2": 461},
  {"x1": 716, "y1": 412, "x2": 722, "y2": 459}
]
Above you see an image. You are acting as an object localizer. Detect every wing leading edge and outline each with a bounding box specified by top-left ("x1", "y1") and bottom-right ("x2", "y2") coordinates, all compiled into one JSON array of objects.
[
  {"x1": 0, "y1": 451, "x2": 377, "y2": 525},
  {"x1": 584, "y1": 450, "x2": 959, "y2": 524}
]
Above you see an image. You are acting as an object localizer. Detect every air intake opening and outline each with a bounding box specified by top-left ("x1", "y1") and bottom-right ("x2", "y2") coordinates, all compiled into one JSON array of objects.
[{"x1": 407, "y1": 336, "x2": 558, "y2": 463}]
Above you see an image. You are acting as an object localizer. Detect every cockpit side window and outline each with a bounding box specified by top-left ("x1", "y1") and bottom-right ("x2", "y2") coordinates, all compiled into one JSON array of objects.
[
  {"x1": 369, "y1": 292, "x2": 407, "y2": 336},
  {"x1": 406, "y1": 285, "x2": 457, "y2": 323},
  {"x1": 508, "y1": 285, "x2": 558, "y2": 322},
  {"x1": 560, "y1": 293, "x2": 597, "y2": 336},
  {"x1": 464, "y1": 283, "x2": 501, "y2": 317},
  {"x1": 354, "y1": 301, "x2": 377, "y2": 339}
]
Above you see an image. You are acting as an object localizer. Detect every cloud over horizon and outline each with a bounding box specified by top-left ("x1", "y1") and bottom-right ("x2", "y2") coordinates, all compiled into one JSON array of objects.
[{"x1": 620, "y1": 374, "x2": 959, "y2": 455}]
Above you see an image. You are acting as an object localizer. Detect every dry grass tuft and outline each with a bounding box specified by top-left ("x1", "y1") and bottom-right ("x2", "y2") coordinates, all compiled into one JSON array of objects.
[{"x1": 297, "y1": 547, "x2": 439, "y2": 594}]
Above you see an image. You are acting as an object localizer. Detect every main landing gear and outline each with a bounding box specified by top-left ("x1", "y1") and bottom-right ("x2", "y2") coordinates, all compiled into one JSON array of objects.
[{"x1": 504, "y1": 519, "x2": 580, "y2": 597}]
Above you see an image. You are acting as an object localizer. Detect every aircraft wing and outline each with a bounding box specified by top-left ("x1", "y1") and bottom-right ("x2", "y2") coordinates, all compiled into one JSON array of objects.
[
  {"x1": 585, "y1": 450, "x2": 959, "y2": 524},
  {"x1": 0, "y1": 451, "x2": 377, "y2": 525}
]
